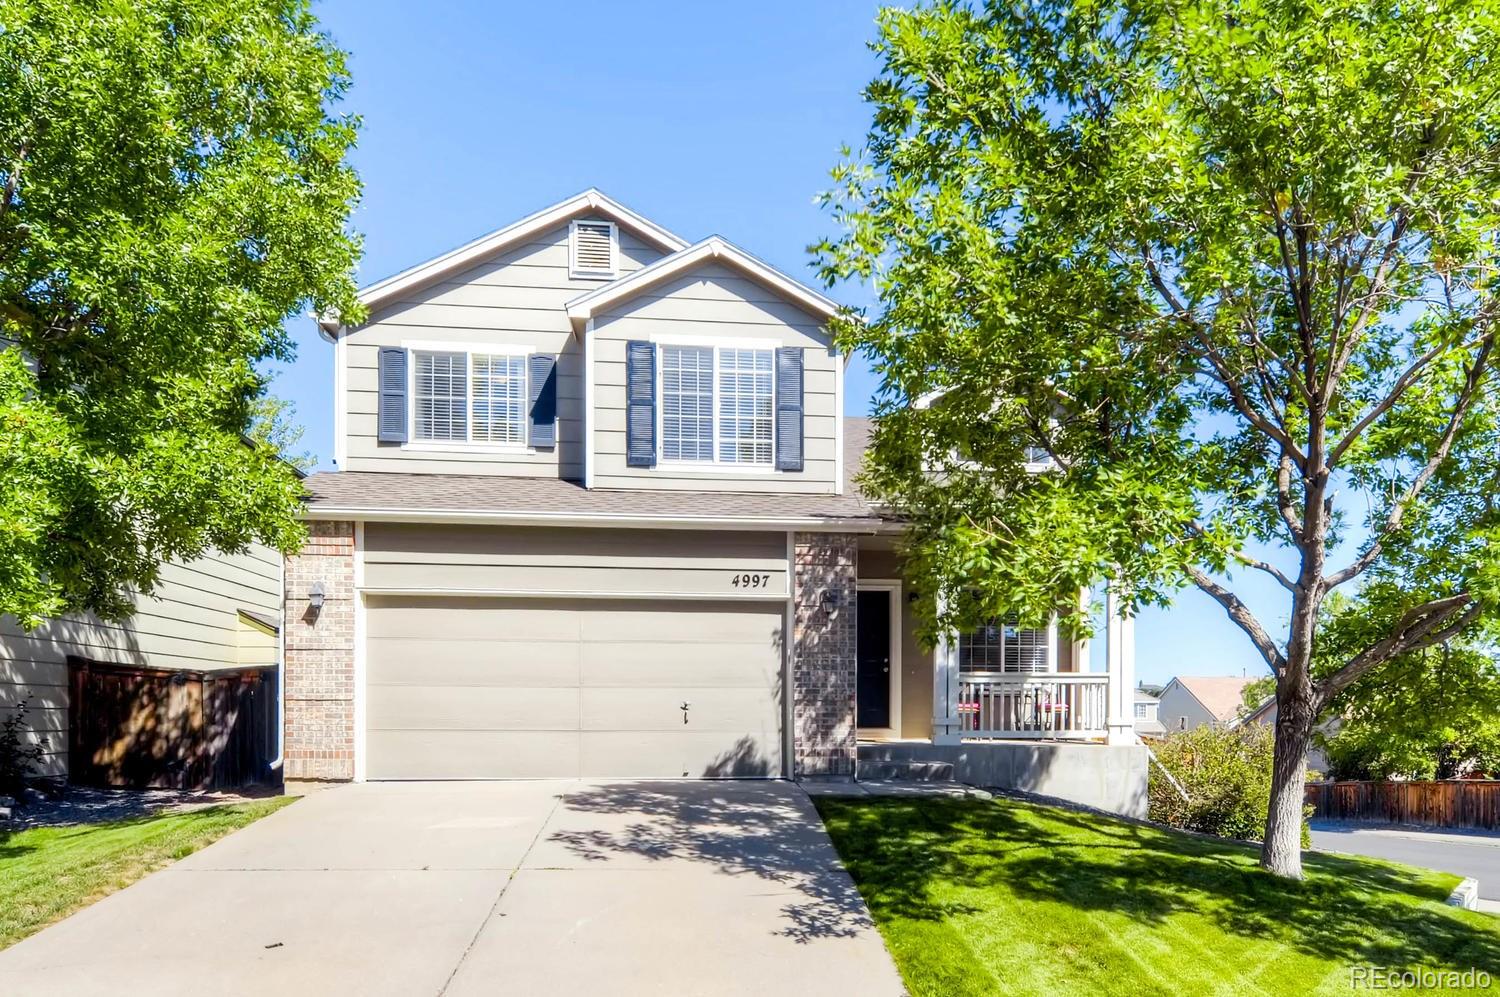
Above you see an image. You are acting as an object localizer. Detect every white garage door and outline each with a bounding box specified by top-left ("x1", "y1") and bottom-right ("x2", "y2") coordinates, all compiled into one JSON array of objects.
[{"x1": 364, "y1": 596, "x2": 784, "y2": 779}]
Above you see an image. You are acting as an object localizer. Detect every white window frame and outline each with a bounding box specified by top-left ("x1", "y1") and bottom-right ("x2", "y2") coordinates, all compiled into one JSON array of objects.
[
  {"x1": 652, "y1": 335, "x2": 778, "y2": 472},
  {"x1": 569, "y1": 219, "x2": 619, "y2": 280},
  {"x1": 957, "y1": 615, "x2": 1060, "y2": 674},
  {"x1": 403, "y1": 341, "x2": 535, "y2": 454}
]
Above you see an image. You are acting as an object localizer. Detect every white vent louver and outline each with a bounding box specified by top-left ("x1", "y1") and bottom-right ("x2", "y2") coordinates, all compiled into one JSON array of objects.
[{"x1": 572, "y1": 221, "x2": 615, "y2": 276}]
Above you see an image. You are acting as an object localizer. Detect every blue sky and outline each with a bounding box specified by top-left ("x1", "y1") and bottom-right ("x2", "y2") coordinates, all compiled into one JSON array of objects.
[{"x1": 268, "y1": 0, "x2": 1285, "y2": 686}]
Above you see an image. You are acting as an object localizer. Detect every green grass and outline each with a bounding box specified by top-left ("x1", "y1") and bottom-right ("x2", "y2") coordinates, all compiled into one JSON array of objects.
[
  {"x1": 0, "y1": 797, "x2": 295, "y2": 950},
  {"x1": 815, "y1": 795, "x2": 1500, "y2": 996}
]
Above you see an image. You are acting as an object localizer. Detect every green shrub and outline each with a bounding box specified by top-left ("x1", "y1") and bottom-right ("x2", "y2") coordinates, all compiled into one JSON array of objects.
[
  {"x1": 1148, "y1": 723, "x2": 1310, "y2": 846},
  {"x1": 0, "y1": 696, "x2": 47, "y2": 795}
]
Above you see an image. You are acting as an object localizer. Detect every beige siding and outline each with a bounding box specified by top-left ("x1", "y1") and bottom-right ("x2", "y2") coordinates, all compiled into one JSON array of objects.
[
  {"x1": 590, "y1": 263, "x2": 841, "y2": 494},
  {"x1": 342, "y1": 220, "x2": 666, "y2": 479},
  {"x1": 365, "y1": 596, "x2": 783, "y2": 779},
  {"x1": 0, "y1": 544, "x2": 282, "y2": 777},
  {"x1": 363, "y1": 523, "x2": 789, "y2": 599}
]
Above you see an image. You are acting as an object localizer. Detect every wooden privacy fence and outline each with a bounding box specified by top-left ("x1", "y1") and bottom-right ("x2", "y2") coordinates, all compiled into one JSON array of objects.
[
  {"x1": 68, "y1": 658, "x2": 278, "y2": 791},
  {"x1": 1305, "y1": 780, "x2": 1500, "y2": 830}
]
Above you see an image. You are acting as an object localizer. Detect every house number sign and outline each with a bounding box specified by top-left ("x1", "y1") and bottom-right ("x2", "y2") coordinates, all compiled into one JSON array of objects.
[{"x1": 730, "y1": 573, "x2": 772, "y2": 589}]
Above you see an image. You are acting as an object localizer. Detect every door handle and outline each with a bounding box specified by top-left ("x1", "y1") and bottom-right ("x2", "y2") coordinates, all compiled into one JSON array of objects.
[{"x1": 680, "y1": 701, "x2": 691, "y2": 725}]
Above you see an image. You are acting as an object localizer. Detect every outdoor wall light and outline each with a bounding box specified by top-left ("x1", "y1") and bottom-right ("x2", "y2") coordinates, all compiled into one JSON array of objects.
[
  {"x1": 821, "y1": 589, "x2": 840, "y2": 610},
  {"x1": 308, "y1": 581, "x2": 326, "y2": 611}
]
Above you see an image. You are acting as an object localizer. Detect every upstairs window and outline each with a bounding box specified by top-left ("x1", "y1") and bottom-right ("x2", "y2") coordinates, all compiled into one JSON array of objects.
[
  {"x1": 717, "y1": 348, "x2": 774, "y2": 464},
  {"x1": 414, "y1": 351, "x2": 468, "y2": 442},
  {"x1": 661, "y1": 345, "x2": 714, "y2": 461},
  {"x1": 957, "y1": 618, "x2": 1052, "y2": 673},
  {"x1": 570, "y1": 219, "x2": 617, "y2": 279},
  {"x1": 659, "y1": 344, "x2": 773, "y2": 466},
  {"x1": 413, "y1": 349, "x2": 527, "y2": 445}
]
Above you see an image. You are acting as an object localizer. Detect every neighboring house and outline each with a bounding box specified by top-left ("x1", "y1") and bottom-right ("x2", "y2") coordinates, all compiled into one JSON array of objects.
[
  {"x1": 284, "y1": 190, "x2": 1140, "y2": 786},
  {"x1": 1156, "y1": 675, "x2": 1256, "y2": 732},
  {"x1": 1134, "y1": 687, "x2": 1165, "y2": 737},
  {"x1": 1234, "y1": 695, "x2": 1336, "y2": 774},
  {"x1": 0, "y1": 546, "x2": 283, "y2": 779}
]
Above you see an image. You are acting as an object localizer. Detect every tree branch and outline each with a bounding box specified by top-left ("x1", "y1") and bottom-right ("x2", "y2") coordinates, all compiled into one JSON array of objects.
[
  {"x1": 1316, "y1": 594, "x2": 1482, "y2": 706},
  {"x1": 1185, "y1": 564, "x2": 1288, "y2": 675},
  {"x1": 1325, "y1": 335, "x2": 1495, "y2": 588},
  {"x1": 0, "y1": 141, "x2": 29, "y2": 219}
]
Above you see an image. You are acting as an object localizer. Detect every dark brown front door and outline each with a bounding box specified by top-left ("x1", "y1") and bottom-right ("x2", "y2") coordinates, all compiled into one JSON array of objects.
[{"x1": 856, "y1": 589, "x2": 892, "y2": 729}]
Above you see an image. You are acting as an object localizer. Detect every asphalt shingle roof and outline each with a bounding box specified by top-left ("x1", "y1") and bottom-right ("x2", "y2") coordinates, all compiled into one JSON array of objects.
[{"x1": 303, "y1": 417, "x2": 884, "y2": 524}]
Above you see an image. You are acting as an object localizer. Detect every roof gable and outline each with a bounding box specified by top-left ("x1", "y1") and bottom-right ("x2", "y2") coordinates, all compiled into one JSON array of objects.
[
  {"x1": 564, "y1": 236, "x2": 841, "y2": 335},
  {"x1": 1166, "y1": 675, "x2": 1255, "y2": 723},
  {"x1": 354, "y1": 190, "x2": 689, "y2": 318}
]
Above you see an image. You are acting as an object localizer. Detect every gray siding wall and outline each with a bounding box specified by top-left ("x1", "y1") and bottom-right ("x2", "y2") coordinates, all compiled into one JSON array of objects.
[
  {"x1": 0, "y1": 544, "x2": 282, "y2": 777},
  {"x1": 591, "y1": 263, "x2": 840, "y2": 493},
  {"x1": 363, "y1": 523, "x2": 789, "y2": 599},
  {"x1": 342, "y1": 219, "x2": 666, "y2": 479}
]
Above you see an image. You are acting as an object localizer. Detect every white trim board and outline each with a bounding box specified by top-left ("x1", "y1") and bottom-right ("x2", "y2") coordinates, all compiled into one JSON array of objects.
[
  {"x1": 353, "y1": 189, "x2": 689, "y2": 317},
  {"x1": 565, "y1": 236, "x2": 842, "y2": 335},
  {"x1": 304, "y1": 507, "x2": 889, "y2": 532},
  {"x1": 856, "y1": 579, "x2": 904, "y2": 741}
]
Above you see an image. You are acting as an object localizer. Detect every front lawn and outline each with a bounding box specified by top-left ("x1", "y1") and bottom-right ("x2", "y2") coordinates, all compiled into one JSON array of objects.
[
  {"x1": 816, "y1": 795, "x2": 1500, "y2": 996},
  {"x1": 0, "y1": 797, "x2": 295, "y2": 949}
]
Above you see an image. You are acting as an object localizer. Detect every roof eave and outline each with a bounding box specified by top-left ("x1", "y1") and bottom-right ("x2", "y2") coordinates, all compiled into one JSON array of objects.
[{"x1": 564, "y1": 236, "x2": 843, "y2": 335}]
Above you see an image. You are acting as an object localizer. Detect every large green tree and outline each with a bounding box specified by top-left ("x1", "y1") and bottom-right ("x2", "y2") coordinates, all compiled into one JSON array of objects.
[
  {"x1": 818, "y1": 0, "x2": 1500, "y2": 877},
  {"x1": 0, "y1": 0, "x2": 362, "y2": 626}
]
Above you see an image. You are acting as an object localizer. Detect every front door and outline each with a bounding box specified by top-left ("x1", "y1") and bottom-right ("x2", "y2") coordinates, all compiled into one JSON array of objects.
[{"x1": 856, "y1": 589, "x2": 892, "y2": 729}]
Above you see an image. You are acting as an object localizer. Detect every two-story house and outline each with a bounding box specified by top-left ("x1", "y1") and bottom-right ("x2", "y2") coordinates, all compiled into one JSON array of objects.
[{"x1": 284, "y1": 191, "x2": 1142, "y2": 798}]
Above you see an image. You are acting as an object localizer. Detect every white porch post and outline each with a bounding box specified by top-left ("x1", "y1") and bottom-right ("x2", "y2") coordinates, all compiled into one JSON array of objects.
[
  {"x1": 932, "y1": 590, "x2": 962, "y2": 745},
  {"x1": 1105, "y1": 583, "x2": 1137, "y2": 745}
]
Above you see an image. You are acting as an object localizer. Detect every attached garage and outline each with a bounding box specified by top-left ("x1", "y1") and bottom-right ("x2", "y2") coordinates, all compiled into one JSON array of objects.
[{"x1": 364, "y1": 596, "x2": 784, "y2": 779}]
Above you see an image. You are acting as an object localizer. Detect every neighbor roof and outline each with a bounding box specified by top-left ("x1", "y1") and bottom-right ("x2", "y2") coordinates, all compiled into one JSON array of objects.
[
  {"x1": 351, "y1": 189, "x2": 690, "y2": 319},
  {"x1": 1167, "y1": 676, "x2": 1256, "y2": 723},
  {"x1": 564, "y1": 235, "x2": 843, "y2": 334},
  {"x1": 303, "y1": 418, "x2": 886, "y2": 529}
]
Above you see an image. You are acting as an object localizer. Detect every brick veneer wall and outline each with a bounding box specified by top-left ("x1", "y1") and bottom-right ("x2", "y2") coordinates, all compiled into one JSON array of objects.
[
  {"x1": 792, "y1": 532, "x2": 858, "y2": 778},
  {"x1": 283, "y1": 520, "x2": 356, "y2": 782}
]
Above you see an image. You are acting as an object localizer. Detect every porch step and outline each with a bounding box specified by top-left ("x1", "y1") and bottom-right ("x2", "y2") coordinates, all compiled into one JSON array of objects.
[{"x1": 858, "y1": 759, "x2": 955, "y2": 783}]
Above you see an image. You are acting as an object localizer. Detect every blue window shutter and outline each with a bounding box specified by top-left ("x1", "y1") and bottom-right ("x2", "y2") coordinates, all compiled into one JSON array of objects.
[
  {"x1": 377, "y1": 347, "x2": 408, "y2": 444},
  {"x1": 528, "y1": 353, "x2": 558, "y2": 448},
  {"x1": 625, "y1": 340, "x2": 656, "y2": 467},
  {"x1": 775, "y1": 347, "x2": 804, "y2": 471}
]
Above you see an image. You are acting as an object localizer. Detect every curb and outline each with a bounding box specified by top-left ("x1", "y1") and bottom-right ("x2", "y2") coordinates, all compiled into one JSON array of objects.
[{"x1": 1448, "y1": 877, "x2": 1481, "y2": 911}]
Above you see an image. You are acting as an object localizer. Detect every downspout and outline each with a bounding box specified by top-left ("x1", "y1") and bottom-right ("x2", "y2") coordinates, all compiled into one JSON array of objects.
[{"x1": 270, "y1": 552, "x2": 286, "y2": 776}]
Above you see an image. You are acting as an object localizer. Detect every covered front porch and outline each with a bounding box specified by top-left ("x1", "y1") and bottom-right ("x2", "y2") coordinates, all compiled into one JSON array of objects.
[{"x1": 855, "y1": 537, "x2": 1137, "y2": 749}]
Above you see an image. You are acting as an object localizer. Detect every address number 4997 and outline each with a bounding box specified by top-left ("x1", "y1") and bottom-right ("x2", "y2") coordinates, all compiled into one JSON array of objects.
[{"x1": 731, "y1": 573, "x2": 772, "y2": 589}]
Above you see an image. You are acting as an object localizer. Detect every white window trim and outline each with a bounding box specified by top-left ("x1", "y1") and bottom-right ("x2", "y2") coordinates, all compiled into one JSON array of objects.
[
  {"x1": 569, "y1": 218, "x2": 619, "y2": 280},
  {"x1": 405, "y1": 345, "x2": 536, "y2": 453},
  {"x1": 655, "y1": 340, "x2": 778, "y2": 471}
]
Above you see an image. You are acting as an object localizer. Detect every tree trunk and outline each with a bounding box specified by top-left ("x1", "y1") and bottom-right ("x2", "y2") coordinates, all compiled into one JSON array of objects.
[{"x1": 1261, "y1": 693, "x2": 1314, "y2": 878}]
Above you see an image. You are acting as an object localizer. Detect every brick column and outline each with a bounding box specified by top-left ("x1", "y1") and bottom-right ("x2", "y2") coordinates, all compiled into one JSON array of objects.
[
  {"x1": 283, "y1": 520, "x2": 356, "y2": 783},
  {"x1": 792, "y1": 532, "x2": 858, "y2": 778}
]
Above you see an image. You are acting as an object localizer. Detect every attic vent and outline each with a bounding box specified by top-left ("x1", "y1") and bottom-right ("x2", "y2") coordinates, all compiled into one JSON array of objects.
[{"x1": 570, "y1": 220, "x2": 617, "y2": 278}]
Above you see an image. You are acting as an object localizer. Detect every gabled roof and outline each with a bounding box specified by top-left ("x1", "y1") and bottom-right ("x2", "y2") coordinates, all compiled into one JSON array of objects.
[
  {"x1": 1162, "y1": 675, "x2": 1256, "y2": 724},
  {"x1": 352, "y1": 189, "x2": 690, "y2": 319},
  {"x1": 564, "y1": 235, "x2": 842, "y2": 335}
]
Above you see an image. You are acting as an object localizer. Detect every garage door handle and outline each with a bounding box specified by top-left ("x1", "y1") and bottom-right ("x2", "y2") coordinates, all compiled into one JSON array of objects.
[{"x1": 680, "y1": 701, "x2": 691, "y2": 724}]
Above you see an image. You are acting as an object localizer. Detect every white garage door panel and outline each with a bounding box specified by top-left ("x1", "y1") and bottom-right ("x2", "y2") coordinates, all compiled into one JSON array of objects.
[
  {"x1": 579, "y1": 688, "x2": 777, "y2": 732},
  {"x1": 367, "y1": 686, "x2": 581, "y2": 732},
  {"x1": 367, "y1": 731, "x2": 581, "y2": 780},
  {"x1": 364, "y1": 596, "x2": 783, "y2": 779},
  {"x1": 579, "y1": 731, "x2": 778, "y2": 779},
  {"x1": 368, "y1": 639, "x2": 582, "y2": 687},
  {"x1": 579, "y1": 641, "x2": 779, "y2": 687}
]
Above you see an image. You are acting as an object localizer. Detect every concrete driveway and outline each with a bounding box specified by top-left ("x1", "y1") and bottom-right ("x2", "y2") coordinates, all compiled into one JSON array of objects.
[{"x1": 0, "y1": 781, "x2": 904, "y2": 996}]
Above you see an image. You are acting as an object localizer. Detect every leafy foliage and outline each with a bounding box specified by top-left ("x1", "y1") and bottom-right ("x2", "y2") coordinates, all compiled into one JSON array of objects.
[
  {"x1": 1316, "y1": 591, "x2": 1500, "y2": 779},
  {"x1": 816, "y1": 0, "x2": 1500, "y2": 874},
  {"x1": 1239, "y1": 675, "x2": 1276, "y2": 716},
  {"x1": 246, "y1": 391, "x2": 317, "y2": 472},
  {"x1": 0, "y1": 0, "x2": 363, "y2": 626},
  {"x1": 1149, "y1": 724, "x2": 1310, "y2": 845},
  {"x1": 0, "y1": 695, "x2": 47, "y2": 795}
]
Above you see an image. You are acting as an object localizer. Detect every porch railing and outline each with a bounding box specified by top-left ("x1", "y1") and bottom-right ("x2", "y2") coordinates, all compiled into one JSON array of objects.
[{"x1": 957, "y1": 672, "x2": 1109, "y2": 740}]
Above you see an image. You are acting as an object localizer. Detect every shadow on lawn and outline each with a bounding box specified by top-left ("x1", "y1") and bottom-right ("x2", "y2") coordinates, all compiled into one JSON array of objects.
[
  {"x1": 816, "y1": 796, "x2": 1500, "y2": 976},
  {"x1": 0, "y1": 803, "x2": 257, "y2": 863},
  {"x1": 551, "y1": 775, "x2": 875, "y2": 944}
]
